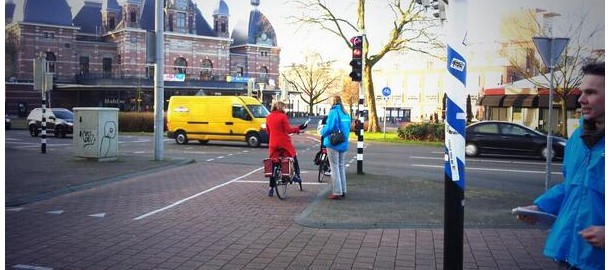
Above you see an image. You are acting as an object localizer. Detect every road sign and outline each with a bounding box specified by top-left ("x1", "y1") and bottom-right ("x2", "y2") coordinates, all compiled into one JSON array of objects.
[
  {"x1": 533, "y1": 37, "x2": 569, "y2": 68},
  {"x1": 382, "y1": 87, "x2": 391, "y2": 97}
]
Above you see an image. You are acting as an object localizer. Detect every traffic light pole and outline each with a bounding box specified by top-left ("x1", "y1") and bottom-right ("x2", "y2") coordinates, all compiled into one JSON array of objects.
[
  {"x1": 356, "y1": 33, "x2": 365, "y2": 175},
  {"x1": 443, "y1": 0, "x2": 467, "y2": 269}
]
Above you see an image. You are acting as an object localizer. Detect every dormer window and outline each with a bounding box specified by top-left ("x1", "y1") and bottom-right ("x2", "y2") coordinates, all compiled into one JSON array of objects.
[
  {"x1": 176, "y1": 12, "x2": 186, "y2": 33},
  {"x1": 130, "y1": 11, "x2": 137, "y2": 23}
]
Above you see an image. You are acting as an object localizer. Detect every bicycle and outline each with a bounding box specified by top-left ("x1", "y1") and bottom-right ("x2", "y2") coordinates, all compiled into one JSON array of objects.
[
  {"x1": 264, "y1": 155, "x2": 303, "y2": 200},
  {"x1": 315, "y1": 148, "x2": 331, "y2": 183}
]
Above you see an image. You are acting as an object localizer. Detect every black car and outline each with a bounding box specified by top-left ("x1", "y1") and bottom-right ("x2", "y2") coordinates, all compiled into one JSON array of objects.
[{"x1": 465, "y1": 121, "x2": 566, "y2": 160}]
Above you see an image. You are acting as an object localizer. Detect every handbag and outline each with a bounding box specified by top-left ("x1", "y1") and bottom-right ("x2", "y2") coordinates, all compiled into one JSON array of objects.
[
  {"x1": 328, "y1": 110, "x2": 346, "y2": 146},
  {"x1": 329, "y1": 130, "x2": 344, "y2": 145}
]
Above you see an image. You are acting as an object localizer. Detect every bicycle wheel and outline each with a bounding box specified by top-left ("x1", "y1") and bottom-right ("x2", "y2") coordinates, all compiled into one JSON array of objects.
[
  {"x1": 274, "y1": 167, "x2": 288, "y2": 199},
  {"x1": 317, "y1": 163, "x2": 326, "y2": 182}
]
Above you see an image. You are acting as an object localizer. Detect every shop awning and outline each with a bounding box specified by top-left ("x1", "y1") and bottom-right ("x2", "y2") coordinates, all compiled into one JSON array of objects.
[
  {"x1": 501, "y1": 95, "x2": 538, "y2": 107},
  {"x1": 478, "y1": 95, "x2": 504, "y2": 106},
  {"x1": 538, "y1": 94, "x2": 581, "y2": 109}
]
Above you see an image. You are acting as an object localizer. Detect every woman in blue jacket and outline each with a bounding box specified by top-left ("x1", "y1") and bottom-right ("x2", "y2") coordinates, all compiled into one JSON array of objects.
[{"x1": 319, "y1": 95, "x2": 351, "y2": 200}]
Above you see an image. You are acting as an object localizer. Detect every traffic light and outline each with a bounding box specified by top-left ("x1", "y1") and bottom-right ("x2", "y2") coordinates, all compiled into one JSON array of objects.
[
  {"x1": 349, "y1": 36, "x2": 362, "y2": 82},
  {"x1": 432, "y1": 0, "x2": 446, "y2": 21}
]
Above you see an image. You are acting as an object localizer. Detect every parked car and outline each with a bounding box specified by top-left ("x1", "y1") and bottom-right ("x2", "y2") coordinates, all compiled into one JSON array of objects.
[
  {"x1": 5, "y1": 114, "x2": 11, "y2": 130},
  {"x1": 27, "y1": 108, "x2": 74, "y2": 138},
  {"x1": 465, "y1": 121, "x2": 566, "y2": 160}
]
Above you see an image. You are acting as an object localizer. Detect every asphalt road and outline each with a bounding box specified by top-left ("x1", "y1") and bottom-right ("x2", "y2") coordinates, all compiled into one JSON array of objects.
[{"x1": 6, "y1": 128, "x2": 565, "y2": 198}]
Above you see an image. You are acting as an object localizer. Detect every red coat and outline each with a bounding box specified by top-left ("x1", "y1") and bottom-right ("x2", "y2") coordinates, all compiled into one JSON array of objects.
[{"x1": 266, "y1": 111, "x2": 300, "y2": 158}]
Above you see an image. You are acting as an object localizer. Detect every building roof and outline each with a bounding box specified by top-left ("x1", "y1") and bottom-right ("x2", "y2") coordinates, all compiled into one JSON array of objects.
[
  {"x1": 8, "y1": 0, "x2": 217, "y2": 37},
  {"x1": 73, "y1": 1, "x2": 103, "y2": 34},
  {"x1": 213, "y1": 0, "x2": 229, "y2": 17},
  {"x1": 231, "y1": 1, "x2": 276, "y2": 47},
  {"x1": 12, "y1": 0, "x2": 73, "y2": 26}
]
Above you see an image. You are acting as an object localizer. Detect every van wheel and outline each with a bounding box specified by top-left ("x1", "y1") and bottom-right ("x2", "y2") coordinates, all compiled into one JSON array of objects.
[
  {"x1": 29, "y1": 124, "x2": 39, "y2": 137},
  {"x1": 198, "y1": 140, "x2": 209, "y2": 144},
  {"x1": 246, "y1": 133, "x2": 260, "y2": 147},
  {"x1": 175, "y1": 131, "x2": 188, "y2": 145}
]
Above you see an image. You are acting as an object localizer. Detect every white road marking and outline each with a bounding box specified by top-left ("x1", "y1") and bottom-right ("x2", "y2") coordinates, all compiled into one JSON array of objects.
[
  {"x1": 183, "y1": 151, "x2": 208, "y2": 154},
  {"x1": 12, "y1": 264, "x2": 53, "y2": 270},
  {"x1": 217, "y1": 156, "x2": 225, "y2": 159},
  {"x1": 133, "y1": 167, "x2": 263, "y2": 220},
  {"x1": 46, "y1": 210, "x2": 64, "y2": 215},
  {"x1": 411, "y1": 164, "x2": 563, "y2": 175},
  {"x1": 411, "y1": 156, "x2": 561, "y2": 166},
  {"x1": 6, "y1": 207, "x2": 24, "y2": 212},
  {"x1": 206, "y1": 158, "x2": 214, "y2": 162},
  {"x1": 89, "y1": 213, "x2": 106, "y2": 218},
  {"x1": 235, "y1": 180, "x2": 327, "y2": 185},
  {"x1": 133, "y1": 151, "x2": 147, "y2": 154}
]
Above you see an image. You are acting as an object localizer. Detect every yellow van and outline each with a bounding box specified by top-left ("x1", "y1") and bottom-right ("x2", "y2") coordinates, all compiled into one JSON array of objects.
[{"x1": 166, "y1": 96, "x2": 270, "y2": 147}]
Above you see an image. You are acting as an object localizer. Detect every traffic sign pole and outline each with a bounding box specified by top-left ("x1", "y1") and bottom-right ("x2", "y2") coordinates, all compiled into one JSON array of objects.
[{"x1": 444, "y1": 0, "x2": 467, "y2": 269}]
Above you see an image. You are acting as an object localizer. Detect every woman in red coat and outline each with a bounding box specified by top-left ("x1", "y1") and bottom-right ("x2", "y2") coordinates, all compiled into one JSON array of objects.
[{"x1": 266, "y1": 101, "x2": 307, "y2": 196}]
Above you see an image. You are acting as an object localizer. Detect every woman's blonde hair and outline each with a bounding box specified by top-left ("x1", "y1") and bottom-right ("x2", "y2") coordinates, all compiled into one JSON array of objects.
[
  {"x1": 331, "y1": 95, "x2": 348, "y2": 114},
  {"x1": 271, "y1": 101, "x2": 287, "y2": 112}
]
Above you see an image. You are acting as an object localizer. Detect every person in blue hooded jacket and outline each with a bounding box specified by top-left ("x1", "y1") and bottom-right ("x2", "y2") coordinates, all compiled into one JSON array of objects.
[
  {"x1": 517, "y1": 62, "x2": 605, "y2": 269},
  {"x1": 319, "y1": 95, "x2": 351, "y2": 200}
]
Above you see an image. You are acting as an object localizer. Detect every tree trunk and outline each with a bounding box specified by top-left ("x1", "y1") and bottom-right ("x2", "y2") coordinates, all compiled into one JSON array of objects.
[
  {"x1": 560, "y1": 97, "x2": 567, "y2": 137},
  {"x1": 364, "y1": 64, "x2": 380, "y2": 132}
]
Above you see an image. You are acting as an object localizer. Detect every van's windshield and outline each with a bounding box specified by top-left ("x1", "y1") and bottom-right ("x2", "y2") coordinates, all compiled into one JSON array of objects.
[{"x1": 247, "y1": 105, "x2": 270, "y2": 118}]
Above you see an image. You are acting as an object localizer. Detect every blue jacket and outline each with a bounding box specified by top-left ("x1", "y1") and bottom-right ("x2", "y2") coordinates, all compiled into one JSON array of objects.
[
  {"x1": 320, "y1": 105, "x2": 351, "y2": 152},
  {"x1": 534, "y1": 118, "x2": 605, "y2": 269}
]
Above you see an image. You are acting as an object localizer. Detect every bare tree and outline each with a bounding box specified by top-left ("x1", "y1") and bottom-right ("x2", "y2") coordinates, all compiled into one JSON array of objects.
[
  {"x1": 282, "y1": 53, "x2": 341, "y2": 115},
  {"x1": 290, "y1": 0, "x2": 442, "y2": 131},
  {"x1": 499, "y1": 9, "x2": 604, "y2": 136},
  {"x1": 340, "y1": 77, "x2": 360, "y2": 118}
]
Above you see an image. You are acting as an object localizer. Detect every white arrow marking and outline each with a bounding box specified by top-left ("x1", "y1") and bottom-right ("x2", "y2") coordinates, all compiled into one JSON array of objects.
[
  {"x1": 46, "y1": 210, "x2": 64, "y2": 215},
  {"x1": 12, "y1": 264, "x2": 54, "y2": 270},
  {"x1": 89, "y1": 213, "x2": 106, "y2": 218}
]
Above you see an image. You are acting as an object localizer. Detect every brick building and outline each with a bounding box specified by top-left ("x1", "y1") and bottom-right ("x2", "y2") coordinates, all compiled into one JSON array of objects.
[{"x1": 5, "y1": 0, "x2": 281, "y2": 116}]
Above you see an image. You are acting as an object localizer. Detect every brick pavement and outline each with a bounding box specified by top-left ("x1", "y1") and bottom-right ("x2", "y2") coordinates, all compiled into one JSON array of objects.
[
  {"x1": 5, "y1": 141, "x2": 558, "y2": 269},
  {"x1": 4, "y1": 133, "x2": 554, "y2": 269}
]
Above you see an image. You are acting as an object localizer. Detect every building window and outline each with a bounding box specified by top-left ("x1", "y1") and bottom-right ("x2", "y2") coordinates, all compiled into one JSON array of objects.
[
  {"x1": 234, "y1": 66, "x2": 244, "y2": 77},
  {"x1": 43, "y1": 32, "x2": 55, "y2": 39},
  {"x1": 130, "y1": 11, "x2": 137, "y2": 23},
  {"x1": 45, "y1": 52, "x2": 56, "y2": 73},
  {"x1": 103, "y1": 58, "x2": 112, "y2": 78},
  {"x1": 174, "y1": 57, "x2": 187, "y2": 74},
  {"x1": 259, "y1": 66, "x2": 268, "y2": 82},
  {"x1": 176, "y1": 12, "x2": 186, "y2": 33},
  {"x1": 109, "y1": 16, "x2": 115, "y2": 29},
  {"x1": 200, "y1": 60, "x2": 213, "y2": 81},
  {"x1": 79, "y1": 56, "x2": 89, "y2": 75}
]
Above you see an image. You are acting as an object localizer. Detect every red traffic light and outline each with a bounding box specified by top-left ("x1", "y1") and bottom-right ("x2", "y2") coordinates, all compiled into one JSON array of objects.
[{"x1": 350, "y1": 36, "x2": 362, "y2": 46}]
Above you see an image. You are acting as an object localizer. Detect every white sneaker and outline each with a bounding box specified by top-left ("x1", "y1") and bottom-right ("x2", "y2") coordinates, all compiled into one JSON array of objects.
[{"x1": 324, "y1": 171, "x2": 331, "y2": 176}]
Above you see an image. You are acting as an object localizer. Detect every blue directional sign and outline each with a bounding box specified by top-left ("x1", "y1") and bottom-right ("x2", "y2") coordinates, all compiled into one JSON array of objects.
[{"x1": 382, "y1": 87, "x2": 391, "y2": 97}]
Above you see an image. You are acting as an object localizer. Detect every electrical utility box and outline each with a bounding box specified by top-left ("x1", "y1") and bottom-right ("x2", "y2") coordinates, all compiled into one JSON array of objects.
[{"x1": 73, "y1": 107, "x2": 119, "y2": 161}]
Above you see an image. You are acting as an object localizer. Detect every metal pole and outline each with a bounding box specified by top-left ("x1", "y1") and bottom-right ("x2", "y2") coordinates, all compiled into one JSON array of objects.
[
  {"x1": 153, "y1": 0, "x2": 164, "y2": 160},
  {"x1": 41, "y1": 87, "x2": 47, "y2": 154},
  {"x1": 356, "y1": 32, "x2": 365, "y2": 175},
  {"x1": 545, "y1": 65, "x2": 554, "y2": 190},
  {"x1": 444, "y1": 0, "x2": 467, "y2": 269}
]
